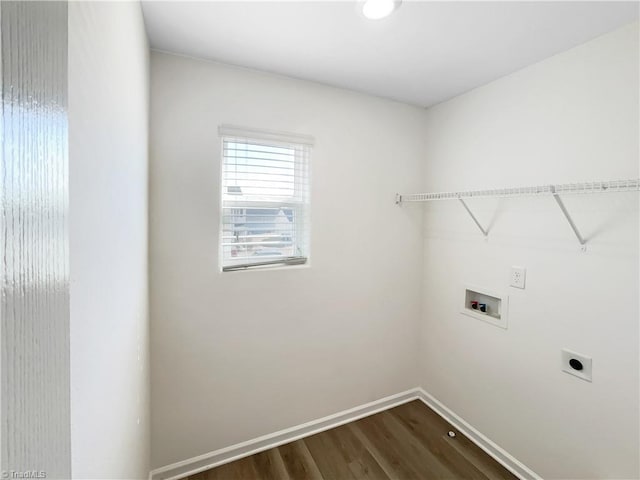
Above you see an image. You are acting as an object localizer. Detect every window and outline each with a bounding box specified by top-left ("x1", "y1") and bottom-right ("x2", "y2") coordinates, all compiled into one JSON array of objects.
[{"x1": 219, "y1": 125, "x2": 312, "y2": 271}]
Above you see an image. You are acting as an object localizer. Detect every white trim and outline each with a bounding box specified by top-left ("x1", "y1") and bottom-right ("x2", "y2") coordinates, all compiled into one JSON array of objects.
[
  {"x1": 149, "y1": 387, "x2": 539, "y2": 480},
  {"x1": 415, "y1": 388, "x2": 541, "y2": 480},
  {"x1": 149, "y1": 389, "x2": 420, "y2": 480},
  {"x1": 218, "y1": 124, "x2": 315, "y2": 146}
]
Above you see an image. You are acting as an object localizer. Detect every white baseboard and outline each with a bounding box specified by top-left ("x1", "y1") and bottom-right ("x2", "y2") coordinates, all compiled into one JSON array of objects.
[
  {"x1": 415, "y1": 388, "x2": 541, "y2": 480},
  {"x1": 150, "y1": 386, "x2": 539, "y2": 480},
  {"x1": 149, "y1": 388, "x2": 421, "y2": 480}
]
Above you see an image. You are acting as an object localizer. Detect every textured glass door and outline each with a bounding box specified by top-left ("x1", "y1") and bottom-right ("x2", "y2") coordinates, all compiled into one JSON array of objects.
[{"x1": 1, "y1": 2, "x2": 70, "y2": 476}]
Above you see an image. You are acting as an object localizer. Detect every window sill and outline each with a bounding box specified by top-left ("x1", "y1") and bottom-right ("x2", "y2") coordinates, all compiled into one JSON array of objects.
[{"x1": 220, "y1": 262, "x2": 311, "y2": 274}]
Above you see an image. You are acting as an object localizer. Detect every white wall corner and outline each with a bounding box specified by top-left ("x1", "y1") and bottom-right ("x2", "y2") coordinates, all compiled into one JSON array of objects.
[{"x1": 415, "y1": 388, "x2": 541, "y2": 480}]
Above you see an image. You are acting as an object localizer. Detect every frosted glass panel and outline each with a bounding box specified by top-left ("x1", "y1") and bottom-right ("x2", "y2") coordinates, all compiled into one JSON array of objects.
[{"x1": 1, "y1": 2, "x2": 70, "y2": 476}]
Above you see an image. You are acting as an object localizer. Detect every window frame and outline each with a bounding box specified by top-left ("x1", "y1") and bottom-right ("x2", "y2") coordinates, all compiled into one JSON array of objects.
[{"x1": 218, "y1": 125, "x2": 313, "y2": 272}]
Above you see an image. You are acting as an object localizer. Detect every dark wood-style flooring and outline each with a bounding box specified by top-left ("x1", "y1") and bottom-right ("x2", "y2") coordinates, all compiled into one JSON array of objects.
[{"x1": 187, "y1": 400, "x2": 517, "y2": 480}]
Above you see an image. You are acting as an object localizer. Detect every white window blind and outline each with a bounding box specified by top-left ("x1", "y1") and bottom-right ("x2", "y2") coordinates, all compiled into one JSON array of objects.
[{"x1": 219, "y1": 126, "x2": 312, "y2": 271}]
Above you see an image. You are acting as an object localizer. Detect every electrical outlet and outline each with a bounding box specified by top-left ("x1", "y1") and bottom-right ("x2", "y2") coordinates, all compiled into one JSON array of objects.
[
  {"x1": 561, "y1": 349, "x2": 592, "y2": 382},
  {"x1": 510, "y1": 266, "x2": 526, "y2": 289}
]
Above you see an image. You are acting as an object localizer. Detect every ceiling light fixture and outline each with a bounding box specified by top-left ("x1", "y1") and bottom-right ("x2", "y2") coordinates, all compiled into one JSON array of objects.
[{"x1": 362, "y1": 0, "x2": 400, "y2": 20}]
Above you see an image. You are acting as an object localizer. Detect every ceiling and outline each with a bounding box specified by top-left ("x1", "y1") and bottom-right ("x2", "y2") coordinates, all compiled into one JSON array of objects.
[{"x1": 141, "y1": 1, "x2": 639, "y2": 107}]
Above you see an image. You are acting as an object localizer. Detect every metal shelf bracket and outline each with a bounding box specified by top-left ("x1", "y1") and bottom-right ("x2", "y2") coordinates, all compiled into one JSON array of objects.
[
  {"x1": 550, "y1": 185, "x2": 586, "y2": 249},
  {"x1": 458, "y1": 198, "x2": 488, "y2": 237}
]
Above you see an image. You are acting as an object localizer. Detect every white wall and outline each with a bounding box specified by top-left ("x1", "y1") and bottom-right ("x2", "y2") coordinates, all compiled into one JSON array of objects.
[
  {"x1": 149, "y1": 51, "x2": 425, "y2": 468},
  {"x1": 419, "y1": 22, "x2": 639, "y2": 479},
  {"x1": 69, "y1": 2, "x2": 150, "y2": 478}
]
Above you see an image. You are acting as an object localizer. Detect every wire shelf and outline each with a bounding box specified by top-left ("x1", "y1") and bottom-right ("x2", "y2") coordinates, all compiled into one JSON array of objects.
[
  {"x1": 397, "y1": 178, "x2": 640, "y2": 203},
  {"x1": 396, "y1": 178, "x2": 640, "y2": 249}
]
